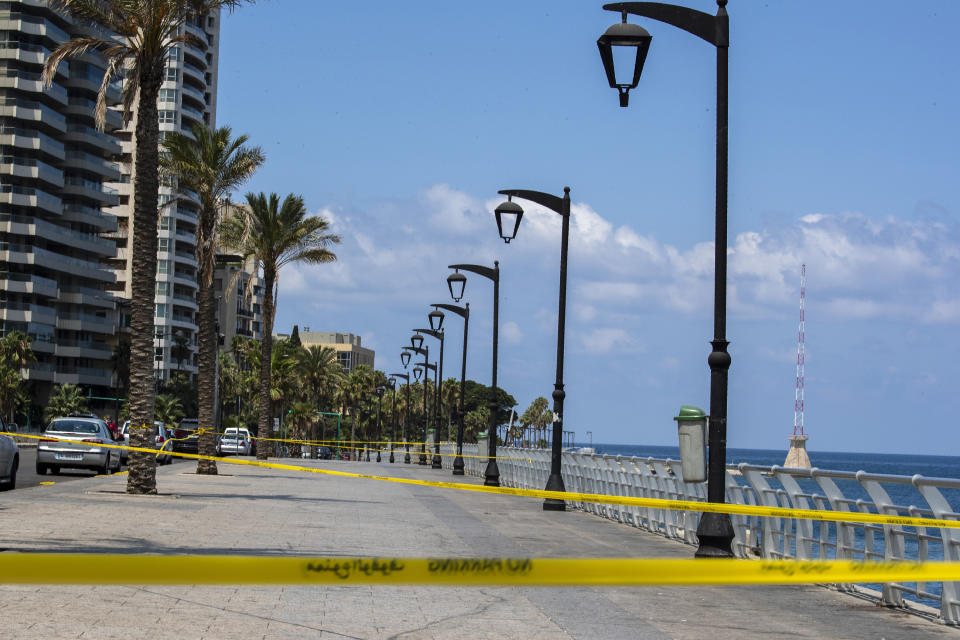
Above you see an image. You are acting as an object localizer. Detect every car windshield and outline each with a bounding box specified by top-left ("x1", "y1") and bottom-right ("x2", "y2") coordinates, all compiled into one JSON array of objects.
[{"x1": 48, "y1": 420, "x2": 99, "y2": 434}]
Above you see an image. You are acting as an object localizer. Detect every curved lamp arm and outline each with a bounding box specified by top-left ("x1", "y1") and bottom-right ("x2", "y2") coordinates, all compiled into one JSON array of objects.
[
  {"x1": 414, "y1": 328, "x2": 443, "y2": 340},
  {"x1": 432, "y1": 303, "x2": 468, "y2": 319},
  {"x1": 390, "y1": 372, "x2": 409, "y2": 382},
  {"x1": 498, "y1": 189, "x2": 566, "y2": 216},
  {"x1": 404, "y1": 346, "x2": 428, "y2": 357},
  {"x1": 602, "y1": 1, "x2": 728, "y2": 47},
  {"x1": 449, "y1": 263, "x2": 497, "y2": 283}
]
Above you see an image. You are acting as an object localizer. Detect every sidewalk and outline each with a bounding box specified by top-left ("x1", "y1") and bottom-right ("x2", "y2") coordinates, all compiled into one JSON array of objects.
[{"x1": 0, "y1": 457, "x2": 957, "y2": 639}]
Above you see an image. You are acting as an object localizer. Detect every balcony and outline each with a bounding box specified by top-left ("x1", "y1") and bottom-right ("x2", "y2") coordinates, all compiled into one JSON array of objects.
[
  {"x1": 0, "y1": 272, "x2": 58, "y2": 298},
  {"x1": 62, "y1": 203, "x2": 118, "y2": 232},
  {"x1": 63, "y1": 124, "x2": 121, "y2": 155},
  {"x1": 0, "y1": 301, "x2": 56, "y2": 325},
  {"x1": 0, "y1": 126, "x2": 65, "y2": 159}
]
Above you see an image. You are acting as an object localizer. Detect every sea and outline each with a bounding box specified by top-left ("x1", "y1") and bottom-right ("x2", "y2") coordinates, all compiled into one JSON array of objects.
[{"x1": 575, "y1": 443, "x2": 960, "y2": 606}]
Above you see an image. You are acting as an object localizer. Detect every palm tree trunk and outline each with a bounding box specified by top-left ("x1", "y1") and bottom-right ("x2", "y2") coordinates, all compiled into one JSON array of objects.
[
  {"x1": 257, "y1": 266, "x2": 276, "y2": 459},
  {"x1": 126, "y1": 62, "x2": 164, "y2": 495},
  {"x1": 196, "y1": 272, "x2": 218, "y2": 474}
]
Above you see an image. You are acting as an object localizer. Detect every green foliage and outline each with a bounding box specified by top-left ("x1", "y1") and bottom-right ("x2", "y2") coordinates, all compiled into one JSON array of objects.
[
  {"x1": 462, "y1": 380, "x2": 516, "y2": 426},
  {"x1": 160, "y1": 372, "x2": 197, "y2": 417},
  {"x1": 43, "y1": 384, "x2": 89, "y2": 423},
  {"x1": 464, "y1": 405, "x2": 490, "y2": 442},
  {"x1": 289, "y1": 325, "x2": 301, "y2": 348},
  {"x1": 0, "y1": 331, "x2": 36, "y2": 423},
  {"x1": 154, "y1": 394, "x2": 184, "y2": 427},
  {"x1": 521, "y1": 397, "x2": 553, "y2": 430}
]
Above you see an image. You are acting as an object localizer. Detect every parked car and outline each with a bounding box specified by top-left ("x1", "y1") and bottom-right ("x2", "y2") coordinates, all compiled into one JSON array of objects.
[
  {"x1": 37, "y1": 416, "x2": 122, "y2": 475},
  {"x1": 120, "y1": 421, "x2": 172, "y2": 465},
  {"x1": 0, "y1": 416, "x2": 19, "y2": 490},
  {"x1": 172, "y1": 418, "x2": 200, "y2": 453},
  {"x1": 217, "y1": 427, "x2": 253, "y2": 456},
  {"x1": 301, "y1": 445, "x2": 333, "y2": 460}
]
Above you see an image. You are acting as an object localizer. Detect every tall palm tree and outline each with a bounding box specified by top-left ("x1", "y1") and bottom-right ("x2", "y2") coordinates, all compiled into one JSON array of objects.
[
  {"x1": 161, "y1": 123, "x2": 264, "y2": 474},
  {"x1": 219, "y1": 193, "x2": 340, "y2": 459},
  {"x1": 44, "y1": 0, "x2": 251, "y2": 494}
]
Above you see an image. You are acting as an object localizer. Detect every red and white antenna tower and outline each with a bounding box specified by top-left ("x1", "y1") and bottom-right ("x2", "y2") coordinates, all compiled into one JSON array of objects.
[{"x1": 793, "y1": 264, "x2": 806, "y2": 437}]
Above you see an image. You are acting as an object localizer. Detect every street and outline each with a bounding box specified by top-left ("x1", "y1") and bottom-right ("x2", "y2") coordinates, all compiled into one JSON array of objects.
[{"x1": 12, "y1": 448, "x2": 188, "y2": 490}]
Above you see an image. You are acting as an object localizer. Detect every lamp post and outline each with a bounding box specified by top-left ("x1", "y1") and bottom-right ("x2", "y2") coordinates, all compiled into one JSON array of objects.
[
  {"x1": 408, "y1": 341, "x2": 432, "y2": 465},
  {"x1": 387, "y1": 377, "x2": 398, "y2": 463},
  {"x1": 432, "y1": 302, "x2": 469, "y2": 475},
  {"x1": 416, "y1": 359, "x2": 438, "y2": 464},
  {"x1": 415, "y1": 325, "x2": 444, "y2": 469},
  {"x1": 494, "y1": 187, "x2": 571, "y2": 511},
  {"x1": 363, "y1": 407, "x2": 371, "y2": 462},
  {"x1": 598, "y1": 0, "x2": 733, "y2": 557},
  {"x1": 375, "y1": 385, "x2": 385, "y2": 462},
  {"x1": 448, "y1": 263, "x2": 501, "y2": 487},
  {"x1": 393, "y1": 369, "x2": 412, "y2": 463}
]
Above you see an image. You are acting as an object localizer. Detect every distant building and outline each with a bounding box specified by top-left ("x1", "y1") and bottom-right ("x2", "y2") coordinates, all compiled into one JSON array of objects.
[
  {"x1": 214, "y1": 252, "x2": 263, "y2": 349},
  {"x1": 274, "y1": 330, "x2": 374, "y2": 373}
]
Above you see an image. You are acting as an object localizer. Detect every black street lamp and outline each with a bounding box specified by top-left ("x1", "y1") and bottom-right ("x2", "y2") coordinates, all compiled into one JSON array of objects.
[
  {"x1": 494, "y1": 187, "x2": 572, "y2": 511},
  {"x1": 387, "y1": 377, "x2": 398, "y2": 463},
  {"x1": 408, "y1": 343, "x2": 433, "y2": 465},
  {"x1": 599, "y1": 0, "x2": 733, "y2": 558},
  {"x1": 448, "y1": 263, "x2": 501, "y2": 487},
  {"x1": 392, "y1": 371, "x2": 411, "y2": 463},
  {"x1": 375, "y1": 385, "x2": 385, "y2": 462},
  {"x1": 415, "y1": 325, "x2": 445, "y2": 469},
  {"x1": 432, "y1": 302, "x2": 469, "y2": 476}
]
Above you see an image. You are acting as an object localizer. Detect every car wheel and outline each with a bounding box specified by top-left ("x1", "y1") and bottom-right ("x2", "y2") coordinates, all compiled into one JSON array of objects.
[
  {"x1": 2, "y1": 456, "x2": 17, "y2": 491},
  {"x1": 100, "y1": 455, "x2": 111, "y2": 475},
  {"x1": 35, "y1": 462, "x2": 46, "y2": 475},
  {"x1": 50, "y1": 466, "x2": 60, "y2": 475}
]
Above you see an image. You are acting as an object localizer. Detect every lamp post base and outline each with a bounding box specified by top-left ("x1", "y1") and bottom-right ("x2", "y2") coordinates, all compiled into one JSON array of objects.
[
  {"x1": 376, "y1": 450, "x2": 381, "y2": 462},
  {"x1": 483, "y1": 460, "x2": 500, "y2": 487},
  {"x1": 404, "y1": 451, "x2": 411, "y2": 464},
  {"x1": 542, "y1": 472, "x2": 566, "y2": 511},
  {"x1": 431, "y1": 454, "x2": 442, "y2": 469},
  {"x1": 418, "y1": 452, "x2": 427, "y2": 465},
  {"x1": 365, "y1": 449, "x2": 370, "y2": 462},
  {"x1": 694, "y1": 512, "x2": 735, "y2": 558},
  {"x1": 452, "y1": 455, "x2": 465, "y2": 475},
  {"x1": 389, "y1": 451, "x2": 395, "y2": 463}
]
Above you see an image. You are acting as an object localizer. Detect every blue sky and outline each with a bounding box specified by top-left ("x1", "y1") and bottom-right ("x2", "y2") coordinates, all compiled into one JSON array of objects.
[{"x1": 216, "y1": 1, "x2": 960, "y2": 455}]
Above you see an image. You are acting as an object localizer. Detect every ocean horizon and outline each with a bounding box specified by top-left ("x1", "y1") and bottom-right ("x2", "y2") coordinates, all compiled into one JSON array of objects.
[{"x1": 575, "y1": 443, "x2": 960, "y2": 480}]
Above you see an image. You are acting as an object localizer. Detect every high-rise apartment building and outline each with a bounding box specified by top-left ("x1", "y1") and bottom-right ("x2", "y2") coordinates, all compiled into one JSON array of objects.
[
  {"x1": 103, "y1": 8, "x2": 221, "y2": 385},
  {"x1": 1, "y1": 1, "x2": 123, "y2": 400}
]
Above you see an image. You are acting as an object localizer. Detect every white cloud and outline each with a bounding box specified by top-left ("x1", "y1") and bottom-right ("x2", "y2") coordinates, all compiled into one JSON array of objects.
[
  {"x1": 274, "y1": 185, "x2": 960, "y2": 346},
  {"x1": 502, "y1": 321, "x2": 523, "y2": 344},
  {"x1": 581, "y1": 327, "x2": 641, "y2": 354},
  {"x1": 422, "y1": 184, "x2": 487, "y2": 234}
]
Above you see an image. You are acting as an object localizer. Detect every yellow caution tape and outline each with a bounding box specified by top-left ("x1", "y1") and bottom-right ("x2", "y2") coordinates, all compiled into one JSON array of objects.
[
  {"x1": 1, "y1": 555, "x2": 958, "y2": 586},
  {"x1": 8, "y1": 431, "x2": 959, "y2": 531}
]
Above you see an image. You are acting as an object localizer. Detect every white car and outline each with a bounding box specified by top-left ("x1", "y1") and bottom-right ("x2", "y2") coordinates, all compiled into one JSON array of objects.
[
  {"x1": 120, "y1": 421, "x2": 172, "y2": 465},
  {"x1": 217, "y1": 427, "x2": 253, "y2": 456},
  {"x1": 37, "y1": 416, "x2": 122, "y2": 476},
  {"x1": 0, "y1": 416, "x2": 19, "y2": 490}
]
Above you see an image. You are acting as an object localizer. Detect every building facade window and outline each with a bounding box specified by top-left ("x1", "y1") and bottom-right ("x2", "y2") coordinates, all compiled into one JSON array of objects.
[{"x1": 155, "y1": 303, "x2": 167, "y2": 318}]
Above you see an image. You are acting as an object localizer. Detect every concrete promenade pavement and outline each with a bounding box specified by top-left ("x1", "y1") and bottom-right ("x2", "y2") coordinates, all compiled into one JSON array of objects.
[{"x1": 0, "y1": 457, "x2": 958, "y2": 640}]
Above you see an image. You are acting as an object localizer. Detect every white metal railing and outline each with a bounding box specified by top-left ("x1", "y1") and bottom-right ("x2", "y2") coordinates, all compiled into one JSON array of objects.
[{"x1": 442, "y1": 445, "x2": 960, "y2": 625}]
